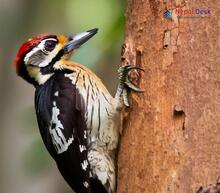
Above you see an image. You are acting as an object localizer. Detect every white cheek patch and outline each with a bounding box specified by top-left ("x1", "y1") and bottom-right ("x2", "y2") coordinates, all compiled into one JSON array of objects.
[{"x1": 24, "y1": 38, "x2": 61, "y2": 67}]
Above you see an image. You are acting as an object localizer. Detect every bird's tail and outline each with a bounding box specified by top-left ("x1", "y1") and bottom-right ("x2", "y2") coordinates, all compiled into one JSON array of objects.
[{"x1": 90, "y1": 178, "x2": 109, "y2": 193}]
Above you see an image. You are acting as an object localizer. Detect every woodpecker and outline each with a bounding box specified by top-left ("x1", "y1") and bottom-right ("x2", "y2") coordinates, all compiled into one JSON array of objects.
[{"x1": 15, "y1": 28, "x2": 143, "y2": 193}]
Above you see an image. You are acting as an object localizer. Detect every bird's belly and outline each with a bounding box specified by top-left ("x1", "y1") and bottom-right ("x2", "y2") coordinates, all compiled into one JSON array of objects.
[{"x1": 85, "y1": 98, "x2": 120, "y2": 151}]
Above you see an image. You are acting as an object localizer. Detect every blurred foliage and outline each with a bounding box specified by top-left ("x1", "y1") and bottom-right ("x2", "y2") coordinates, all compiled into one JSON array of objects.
[
  {"x1": 66, "y1": 0, "x2": 125, "y2": 67},
  {"x1": 23, "y1": 137, "x2": 51, "y2": 176},
  {"x1": 18, "y1": 107, "x2": 38, "y2": 134},
  {"x1": 0, "y1": 1, "x2": 125, "y2": 193}
]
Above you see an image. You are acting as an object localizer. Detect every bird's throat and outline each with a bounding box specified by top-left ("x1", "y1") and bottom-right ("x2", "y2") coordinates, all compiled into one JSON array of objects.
[{"x1": 27, "y1": 66, "x2": 54, "y2": 85}]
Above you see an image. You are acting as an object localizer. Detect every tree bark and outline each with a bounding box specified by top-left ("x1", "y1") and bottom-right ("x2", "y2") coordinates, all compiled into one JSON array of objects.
[{"x1": 117, "y1": 1, "x2": 220, "y2": 193}]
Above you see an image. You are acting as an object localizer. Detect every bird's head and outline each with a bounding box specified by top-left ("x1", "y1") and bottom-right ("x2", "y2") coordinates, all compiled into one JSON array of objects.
[{"x1": 15, "y1": 28, "x2": 98, "y2": 86}]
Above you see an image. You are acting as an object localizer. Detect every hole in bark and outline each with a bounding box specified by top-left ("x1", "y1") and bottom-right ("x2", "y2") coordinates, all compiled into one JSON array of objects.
[
  {"x1": 173, "y1": 109, "x2": 185, "y2": 117},
  {"x1": 136, "y1": 50, "x2": 142, "y2": 68},
  {"x1": 173, "y1": 106, "x2": 186, "y2": 131},
  {"x1": 163, "y1": 30, "x2": 170, "y2": 49}
]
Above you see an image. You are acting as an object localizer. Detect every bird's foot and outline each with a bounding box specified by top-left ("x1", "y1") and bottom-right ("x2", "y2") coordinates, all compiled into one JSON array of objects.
[{"x1": 115, "y1": 64, "x2": 144, "y2": 107}]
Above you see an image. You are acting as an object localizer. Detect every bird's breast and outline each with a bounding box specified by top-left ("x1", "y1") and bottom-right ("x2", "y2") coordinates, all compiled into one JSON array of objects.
[{"x1": 64, "y1": 69, "x2": 120, "y2": 150}]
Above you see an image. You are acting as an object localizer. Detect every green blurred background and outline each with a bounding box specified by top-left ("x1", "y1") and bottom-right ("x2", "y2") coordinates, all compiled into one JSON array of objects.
[{"x1": 0, "y1": 1, "x2": 125, "y2": 193}]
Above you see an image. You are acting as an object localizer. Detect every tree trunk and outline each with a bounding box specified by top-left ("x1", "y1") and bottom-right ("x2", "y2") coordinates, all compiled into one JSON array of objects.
[{"x1": 117, "y1": 1, "x2": 220, "y2": 193}]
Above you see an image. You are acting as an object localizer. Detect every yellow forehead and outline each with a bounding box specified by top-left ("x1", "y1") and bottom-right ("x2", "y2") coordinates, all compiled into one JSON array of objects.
[{"x1": 57, "y1": 35, "x2": 68, "y2": 45}]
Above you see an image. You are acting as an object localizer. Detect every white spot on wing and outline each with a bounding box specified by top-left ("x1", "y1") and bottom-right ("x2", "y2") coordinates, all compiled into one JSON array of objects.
[
  {"x1": 49, "y1": 101, "x2": 74, "y2": 154},
  {"x1": 83, "y1": 181, "x2": 89, "y2": 188},
  {"x1": 54, "y1": 91, "x2": 59, "y2": 96},
  {"x1": 79, "y1": 145, "x2": 86, "y2": 152},
  {"x1": 81, "y1": 160, "x2": 88, "y2": 171},
  {"x1": 84, "y1": 130, "x2": 87, "y2": 139}
]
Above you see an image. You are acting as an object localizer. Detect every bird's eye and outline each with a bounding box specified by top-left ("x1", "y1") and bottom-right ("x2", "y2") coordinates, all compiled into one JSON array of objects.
[{"x1": 44, "y1": 40, "x2": 57, "y2": 52}]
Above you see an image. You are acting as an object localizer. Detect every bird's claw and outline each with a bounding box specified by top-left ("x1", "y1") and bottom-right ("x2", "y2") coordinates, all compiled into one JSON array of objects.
[
  {"x1": 116, "y1": 64, "x2": 144, "y2": 107},
  {"x1": 118, "y1": 64, "x2": 144, "y2": 93}
]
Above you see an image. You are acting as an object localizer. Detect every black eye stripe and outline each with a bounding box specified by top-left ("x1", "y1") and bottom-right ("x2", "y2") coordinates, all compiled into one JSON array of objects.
[{"x1": 40, "y1": 49, "x2": 64, "y2": 74}]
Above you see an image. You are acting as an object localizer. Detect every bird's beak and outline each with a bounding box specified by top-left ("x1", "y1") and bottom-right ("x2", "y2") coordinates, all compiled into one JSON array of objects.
[{"x1": 63, "y1": 28, "x2": 98, "y2": 54}]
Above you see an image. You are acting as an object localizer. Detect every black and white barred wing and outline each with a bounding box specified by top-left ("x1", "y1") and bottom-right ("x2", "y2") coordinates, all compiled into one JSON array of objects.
[
  {"x1": 35, "y1": 73, "x2": 90, "y2": 193},
  {"x1": 52, "y1": 74, "x2": 92, "y2": 192}
]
